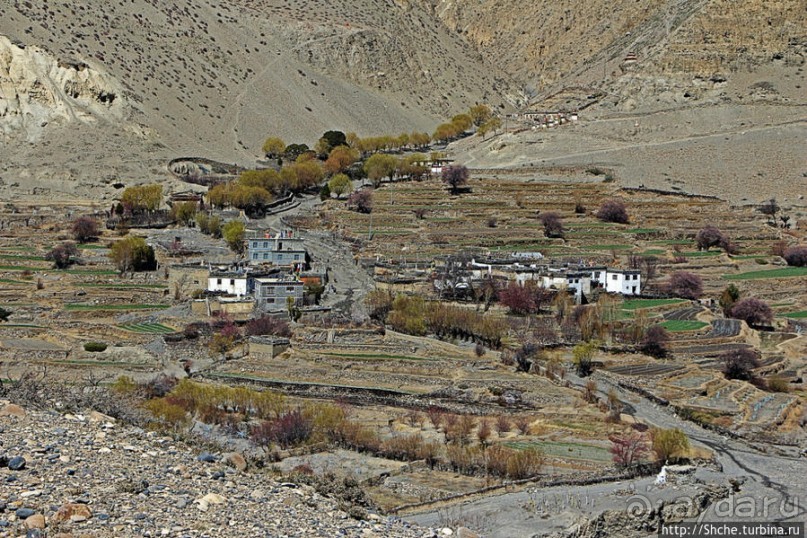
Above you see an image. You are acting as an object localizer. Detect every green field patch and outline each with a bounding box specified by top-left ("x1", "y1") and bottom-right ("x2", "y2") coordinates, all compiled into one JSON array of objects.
[
  {"x1": 658, "y1": 320, "x2": 709, "y2": 332},
  {"x1": 565, "y1": 222, "x2": 615, "y2": 229},
  {"x1": 622, "y1": 298, "x2": 686, "y2": 310},
  {"x1": 0, "y1": 253, "x2": 45, "y2": 261},
  {"x1": 77, "y1": 244, "x2": 109, "y2": 250},
  {"x1": 0, "y1": 324, "x2": 46, "y2": 329},
  {"x1": 118, "y1": 322, "x2": 176, "y2": 334},
  {"x1": 0, "y1": 278, "x2": 27, "y2": 285},
  {"x1": 627, "y1": 228, "x2": 660, "y2": 234},
  {"x1": 65, "y1": 303, "x2": 169, "y2": 311},
  {"x1": 638, "y1": 249, "x2": 665, "y2": 256},
  {"x1": 505, "y1": 440, "x2": 611, "y2": 462},
  {"x1": 649, "y1": 239, "x2": 690, "y2": 246},
  {"x1": 585, "y1": 244, "x2": 633, "y2": 251},
  {"x1": 683, "y1": 250, "x2": 722, "y2": 258},
  {"x1": 723, "y1": 267, "x2": 807, "y2": 280},
  {"x1": 783, "y1": 311, "x2": 807, "y2": 319}
]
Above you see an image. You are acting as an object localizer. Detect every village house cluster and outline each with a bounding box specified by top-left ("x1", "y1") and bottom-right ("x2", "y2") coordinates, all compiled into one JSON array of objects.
[
  {"x1": 169, "y1": 228, "x2": 326, "y2": 320},
  {"x1": 431, "y1": 253, "x2": 642, "y2": 303}
]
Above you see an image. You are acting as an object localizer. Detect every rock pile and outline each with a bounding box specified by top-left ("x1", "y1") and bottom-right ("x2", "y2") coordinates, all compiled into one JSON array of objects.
[{"x1": 0, "y1": 402, "x2": 428, "y2": 537}]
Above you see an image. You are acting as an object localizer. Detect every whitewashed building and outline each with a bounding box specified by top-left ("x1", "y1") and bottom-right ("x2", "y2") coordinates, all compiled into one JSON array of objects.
[
  {"x1": 601, "y1": 269, "x2": 641, "y2": 295},
  {"x1": 207, "y1": 271, "x2": 250, "y2": 297}
]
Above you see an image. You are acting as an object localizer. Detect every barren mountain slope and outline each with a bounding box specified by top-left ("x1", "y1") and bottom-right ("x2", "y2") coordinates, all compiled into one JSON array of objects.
[
  {"x1": 425, "y1": 0, "x2": 806, "y2": 98},
  {"x1": 434, "y1": 0, "x2": 806, "y2": 205},
  {"x1": 0, "y1": 0, "x2": 520, "y2": 201}
]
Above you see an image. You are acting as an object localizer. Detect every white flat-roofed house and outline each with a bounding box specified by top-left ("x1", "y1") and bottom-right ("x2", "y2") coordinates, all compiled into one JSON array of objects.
[
  {"x1": 207, "y1": 272, "x2": 250, "y2": 297},
  {"x1": 604, "y1": 269, "x2": 641, "y2": 295}
]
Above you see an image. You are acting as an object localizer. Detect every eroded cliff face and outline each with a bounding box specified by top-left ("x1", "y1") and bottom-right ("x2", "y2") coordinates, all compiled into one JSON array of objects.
[{"x1": 0, "y1": 35, "x2": 125, "y2": 142}]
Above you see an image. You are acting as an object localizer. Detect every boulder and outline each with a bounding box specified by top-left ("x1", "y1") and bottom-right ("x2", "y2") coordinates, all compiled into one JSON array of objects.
[
  {"x1": 24, "y1": 514, "x2": 45, "y2": 530},
  {"x1": 0, "y1": 404, "x2": 26, "y2": 418},
  {"x1": 222, "y1": 452, "x2": 247, "y2": 472},
  {"x1": 52, "y1": 503, "x2": 92, "y2": 524}
]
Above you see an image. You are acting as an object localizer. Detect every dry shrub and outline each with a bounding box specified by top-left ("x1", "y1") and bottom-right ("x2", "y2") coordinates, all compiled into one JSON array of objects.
[
  {"x1": 111, "y1": 375, "x2": 139, "y2": 395},
  {"x1": 380, "y1": 434, "x2": 441, "y2": 465},
  {"x1": 514, "y1": 416, "x2": 532, "y2": 435},
  {"x1": 209, "y1": 333, "x2": 235, "y2": 354},
  {"x1": 477, "y1": 419, "x2": 492, "y2": 445},
  {"x1": 485, "y1": 445, "x2": 544, "y2": 479},
  {"x1": 426, "y1": 406, "x2": 446, "y2": 430},
  {"x1": 446, "y1": 444, "x2": 484, "y2": 475},
  {"x1": 505, "y1": 447, "x2": 545, "y2": 479},
  {"x1": 308, "y1": 402, "x2": 348, "y2": 441},
  {"x1": 405, "y1": 409, "x2": 424, "y2": 428},
  {"x1": 584, "y1": 379, "x2": 598, "y2": 403},
  {"x1": 651, "y1": 428, "x2": 690, "y2": 463},
  {"x1": 494, "y1": 415, "x2": 511, "y2": 434},
  {"x1": 766, "y1": 376, "x2": 790, "y2": 393},
  {"x1": 142, "y1": 397, "x2": 189, "y2": 428},
  {"x1": 331, "y1": 421, "x2": 381, "y2": 453},
  {"x1": 142, "y1": 374, "x2": 178, "y2": 399},
  {"x1": 450, "y1": 415, "x2": 477, "y2": 445},
  {"x1": 250, "y1": 409, "x2": 312, "y2": 449}
]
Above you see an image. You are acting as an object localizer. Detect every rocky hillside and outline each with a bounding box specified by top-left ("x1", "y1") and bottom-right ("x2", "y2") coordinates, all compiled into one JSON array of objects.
[
  {"x1": 0, "y1": 0, "x2": 521, "y2": 201},
  {"x1": 424, "y1": 0, "x2": 806, "y2": 101},
  {"x1": 0, "y1": 401, "x2": 429, "y2": 538},
  {"x1": 0, "y1": 0, "x2": 518, "y2": 154}
]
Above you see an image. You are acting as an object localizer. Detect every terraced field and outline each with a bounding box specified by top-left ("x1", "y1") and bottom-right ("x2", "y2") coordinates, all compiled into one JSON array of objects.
[
  {"x1": 705, "y1": 319, "x2": 742, "y2": 338},
  {"x1": 723, "y1": 267, "x2": 807, "y2": 280},
  {"x1": 674, "y1": 342, "x2": 753, "y2": 357},
  {"x1": 65, "y1": 304, "x2": 170, "y2": 312},
  {"x1": 505, "y1": 440, "x2": 611, "y2": 463},
  {"x1": 658, "y1": 320, "x2": 709, "y2": 332},
  {"x1": 305, "y1": 178, "x2": 779, "y2": 266},
  {"x1": 622, "y1": 298, "x2": 687, "y2": 310},
  {"x1": 118, "y1": 322, "x2": 176, "y2": 334},
  {"x1": 605, "y1": 362, "x2": 685, "y2": 376},
  {"x1": 663, "y1": 307, "x2": 704, "y2": 320}
]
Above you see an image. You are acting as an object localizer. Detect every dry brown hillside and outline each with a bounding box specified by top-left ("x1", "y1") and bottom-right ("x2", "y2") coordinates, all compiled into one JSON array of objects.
[
  {"x1": 0, "y1": 0, "x2": 520, "y2": 201},
  {"x1": 0, "y1": 0, "x2": 804, "y2": 202}
]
